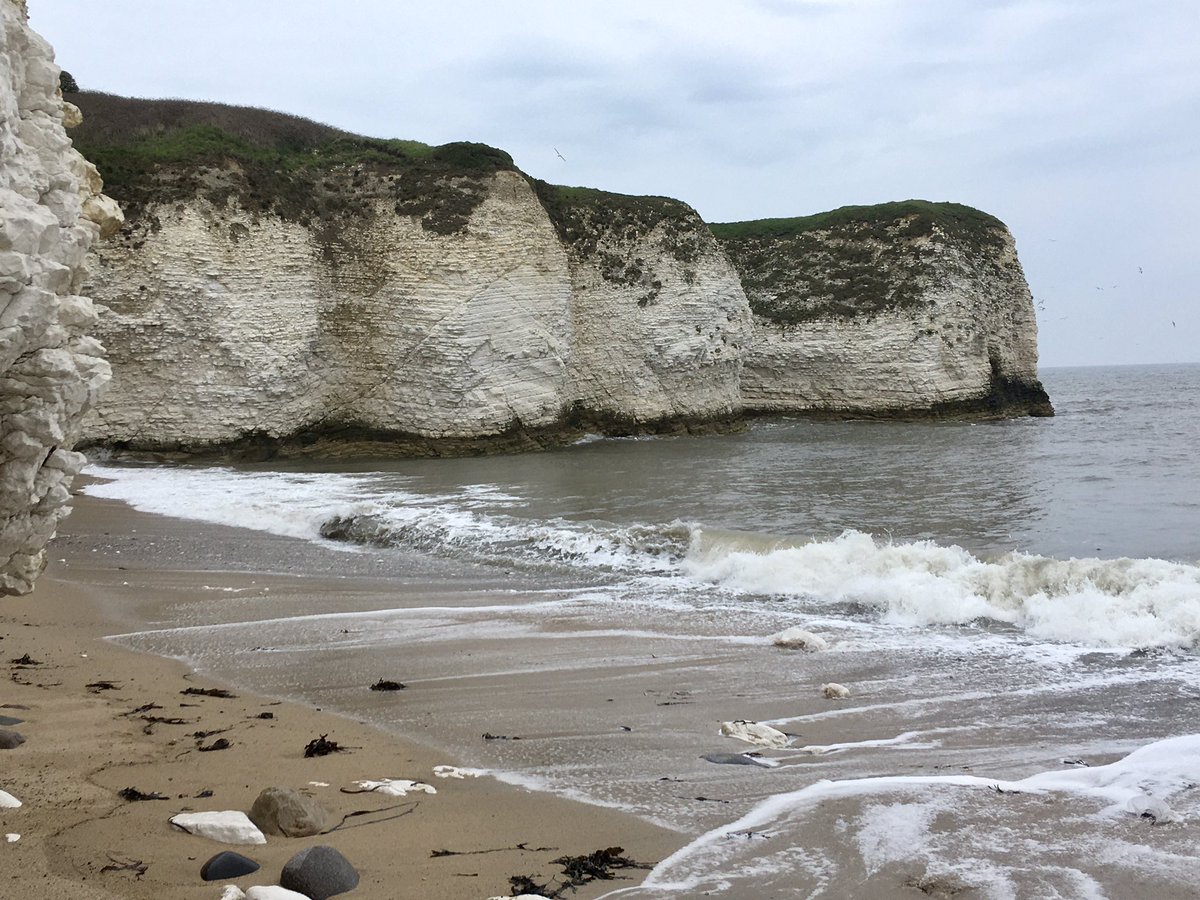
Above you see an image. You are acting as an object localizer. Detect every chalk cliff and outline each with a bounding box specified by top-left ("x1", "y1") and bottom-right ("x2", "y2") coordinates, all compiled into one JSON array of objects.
[
  {"x1": 0, "y1": 2, "x2": 117, "y2": 593},
  {"x1": 74, "y1": 93, "x2": 748, "y2": 455},
  {"x1": 713, "y1": 203, "x2": 1052, "y2": 418},
  {"x1": 70, "y1": 95, "x2": 1048, "y2": 459}
]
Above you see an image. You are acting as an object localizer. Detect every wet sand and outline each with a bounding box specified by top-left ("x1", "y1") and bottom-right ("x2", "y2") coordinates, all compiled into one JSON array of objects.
[
  {"x1": 0, "y1": 493, "x2": 683, "y2": 899},
  {"x1": 8, "y1": 487, "x2": 1200, "y2": 899}
]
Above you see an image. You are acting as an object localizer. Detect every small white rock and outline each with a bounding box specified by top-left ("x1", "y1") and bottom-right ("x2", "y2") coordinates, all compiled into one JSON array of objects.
[
  {"x1": 169, "y1": 811, "x2": 267, "y2": 845},
  {"x1": 352, "y1": 778, "x2": 437, "y2": 797},
  {"x1": 821, "y1": 682, "x2": 850, "y2": 699},
  {"x1": 772, "y1": 627, "x2": 828, "y2": 651},
  {"x1": 219, "y1": 887, "x2": 246, "y2": 900},
  {"x1": 245, "y1": 887, "x2": 310, "y2": 900},
  {"x1": 5, "y1": 833, "x2": 19, "y2": 843},
  {"x1": 0, "y1": 790, "x2": 20, "y2": 809},
  {"x1": 719, "y1": 720, "x2": 790, "y2": 748}
]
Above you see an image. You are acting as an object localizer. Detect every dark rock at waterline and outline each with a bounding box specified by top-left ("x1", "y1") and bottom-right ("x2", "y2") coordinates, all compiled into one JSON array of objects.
[
  {"x1": 200, "y1": 850, "x2": 261, "y2": 881},
  {"x1": 369, "y1": 679, "x2": 406, "y2": 691},
  {"x1": 249, "y1": 786, "x2": 331, "y2": 837},
  {"x1": 280, "y1": 844, "x2": 359, "y2": 899},
  {"x1": 0, "y1": 730, "x2": 25, "y2": 749},
  {"x1": 0, "y1": 715, "x2": 23, "y2": 726},
  {"x1": 702, "y1": 752, "x2": 773, "y2": 768}
]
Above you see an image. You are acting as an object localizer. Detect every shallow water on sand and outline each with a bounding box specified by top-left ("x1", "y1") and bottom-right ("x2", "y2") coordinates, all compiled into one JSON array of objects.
[{"x1": 87, "y1": 364, "x2": 1200, "y2": 897}]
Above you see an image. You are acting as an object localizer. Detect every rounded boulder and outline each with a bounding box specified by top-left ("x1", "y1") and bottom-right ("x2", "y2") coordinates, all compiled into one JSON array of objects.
[{"x1": 248, "y1": 787, "x2": 331, "y2": 838}]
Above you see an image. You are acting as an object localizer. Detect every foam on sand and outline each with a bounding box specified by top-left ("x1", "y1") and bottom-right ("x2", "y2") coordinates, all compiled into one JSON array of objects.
[{"x1": 608, "y1": 734, "x2": 1200, "y2": 897}]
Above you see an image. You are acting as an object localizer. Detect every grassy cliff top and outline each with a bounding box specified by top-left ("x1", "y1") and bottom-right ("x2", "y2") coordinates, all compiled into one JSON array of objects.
[
  {"x1": 710, "y1": 200, "x2": 1007, "y2": 250},
  {"x1": 69, "y1": 92, "x2": 515, "y2": 230},
  {"x1": 712, "y1": 201, "x2": 1012, "y2": 326}
]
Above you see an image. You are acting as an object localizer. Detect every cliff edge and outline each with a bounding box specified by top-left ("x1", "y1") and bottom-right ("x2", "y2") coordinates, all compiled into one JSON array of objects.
[
  {"x1": 713, "y1": 202, "x2": 1052, "y2": 418},
  {"x1": 0, "y1": 1, "x2": 118, "y2": 593}
]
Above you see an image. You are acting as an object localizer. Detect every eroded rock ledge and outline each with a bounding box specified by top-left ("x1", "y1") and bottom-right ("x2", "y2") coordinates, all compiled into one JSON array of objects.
[{"x1": 0, "y1": 1, "x2": 118, "y2": 593}]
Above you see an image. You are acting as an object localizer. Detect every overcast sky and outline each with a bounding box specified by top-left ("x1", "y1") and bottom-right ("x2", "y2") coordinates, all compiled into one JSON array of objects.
[{"x1": 28, "y1": 0, "x2": 1199, "y2": 368}]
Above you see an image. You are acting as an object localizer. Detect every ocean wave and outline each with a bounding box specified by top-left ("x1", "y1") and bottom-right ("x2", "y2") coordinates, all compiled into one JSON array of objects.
[
  {"x1": 81, "y1": 465, "x2": 1200, "y2": 649},
  {"x1": 684, "y1": 529, "x2": 1200, "y2": 648},
  {"x1": 319, "y1": 508, "x2": 694, "y2": 573}
]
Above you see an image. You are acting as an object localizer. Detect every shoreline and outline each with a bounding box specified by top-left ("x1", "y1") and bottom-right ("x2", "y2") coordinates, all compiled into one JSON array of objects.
[{"x1": 0, "y1": 492, "x2": 685, "y2": 899}]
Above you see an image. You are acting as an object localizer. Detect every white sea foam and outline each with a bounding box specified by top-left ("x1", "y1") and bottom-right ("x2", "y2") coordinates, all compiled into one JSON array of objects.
[
  {"x1": 83, "y1": 466, "x2": 390, "y2": 541},
  {"x1": 685, "y1": 528, "x2": 1200, "y2": 648},
  {"x1": 612, "y1": 734, "x2": 1200, "y2": 898}
]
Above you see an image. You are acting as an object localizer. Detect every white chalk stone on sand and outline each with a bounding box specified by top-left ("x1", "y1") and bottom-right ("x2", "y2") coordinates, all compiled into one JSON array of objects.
[
  {"x1": 719, "y1": 720, "x2": 790, "y2": 748},
  {"x1": 169, "y1": 811, "x2": 267, "y2": 845},
  {"x1": 434, "y1": 765, "x2": 482, "y2": 779},
  {"x1": 0, "y1": 790, "x2": 20, "y2": 809},
  {"x1": 353, "y1": 778, "x2": 437, "y2": 797},
  {"x1": 5, "y1": 833, "x2": 19, "y2": 842},
  {"x1": 219, "y1": 887, "x2": 246, "y2": 900},
  {"x1": 772, "y1": 627, "x2": 829, "y2": 651},
  {"x1": 245, "y1": 887, "x2": 309, "y2": 900},
  {"x1": 821, "y1": 682, "x2": 850, "y2": 699}
]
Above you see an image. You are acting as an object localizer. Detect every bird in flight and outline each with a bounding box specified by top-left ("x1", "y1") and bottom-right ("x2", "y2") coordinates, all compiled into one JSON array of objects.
[{"x1": 554, "y1": 148, "x2": 566, "y2": 161}]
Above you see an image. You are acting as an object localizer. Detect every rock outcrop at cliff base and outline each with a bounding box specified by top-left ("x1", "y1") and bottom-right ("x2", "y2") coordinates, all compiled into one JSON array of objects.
[{"x1": 0, "y1": 0, "x2": 118, "y2": 593}]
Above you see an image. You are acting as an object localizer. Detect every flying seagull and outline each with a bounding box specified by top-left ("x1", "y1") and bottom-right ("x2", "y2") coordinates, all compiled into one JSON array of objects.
[{"x1": 554, "y1": 148, "x2": 566, "y2": 161}]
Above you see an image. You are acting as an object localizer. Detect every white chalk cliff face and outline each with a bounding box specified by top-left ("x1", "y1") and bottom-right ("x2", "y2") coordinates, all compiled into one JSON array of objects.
[
  {"x1": 0, "y1": 1, "x2": 118, "y2": 593},
  {"x1": 72, "y1": 97, "x2": 1048, "y2": 459},
  {"x1": 82, "y1": 173, "x2": 749, "y2": 452},
  {"x1": 715, "y1": 212, "x2": 1051, "y2": 418}
]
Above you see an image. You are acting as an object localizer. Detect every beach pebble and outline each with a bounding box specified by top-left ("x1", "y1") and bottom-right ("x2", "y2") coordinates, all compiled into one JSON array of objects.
[
  {"x1": 201, "y1": 850, "x2": 261, "y2": 881},
  {"x1": 821, "y1": 682, "x2": 850, "y2": 699},
  {"x1": 352, "y1": 778, "x2": 436, "y2": 797},
  {"x1": 280, "y1": 844, "x2": 360, "y2": 900},
  {"x1": 719, "y1": 720, "x2": 790, "y2": 748},
  {"x1": 772, "y1": 627, "x2": 828, "y2": 651},
  {"x1": 245, "y1": 888, "x2": 309, "y2": 900},
  {"x1": 5, "y1": 833, "x2": 18, "y2": 843},
  {"x1": 170, "y1": 811, "x2": 267, "y2": 845},
  {"x1": 0, "y1": 790, "x2": 21, "y2": 808},
  {"x1": 249, "y1": 786, "x2": 331, "y2": 837},
  {"x1": 701, "y1": 752, "x2": 779, "y2": 768},
  {"x1": 218, "y1": 887, "x2": 245, "y2": 900},
  {"x1": 0, "y1": 715, "x2": 23, "y2": 726},
  {"x1": 0, "y1": 730, "x2": 25, "y2": 749}
]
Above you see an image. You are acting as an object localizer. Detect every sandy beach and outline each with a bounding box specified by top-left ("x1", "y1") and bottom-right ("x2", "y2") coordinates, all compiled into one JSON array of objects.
[{"x1": 0, "y1": 492, "x2": 684, "y2": 899}]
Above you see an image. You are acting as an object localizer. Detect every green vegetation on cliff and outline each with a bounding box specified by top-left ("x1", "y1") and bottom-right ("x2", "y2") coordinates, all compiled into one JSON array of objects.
[
  {"x1": 70, "y1": 92, "x2": 515, "y2": 234},
  {"x1": 709, "y1": 200, "x2": 1006, "y2": 249},
  {"x1": 531, "y1": 181, "x2": 710, "y2": 302},
  {"x1": 711, "y1": 200, "x2": 1009, "y2": 325}
]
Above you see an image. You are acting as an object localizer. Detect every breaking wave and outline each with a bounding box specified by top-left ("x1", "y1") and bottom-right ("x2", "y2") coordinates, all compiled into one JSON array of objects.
[
  {"x1": 686, "y1": 528, "x2": 1200, "y2": 649},
  {"x1": 82, "y1": 466, "x2": 1200, "y2": 649},
  {"x1": 319, "y1": 509, "x2": 694, "y2": 573}
]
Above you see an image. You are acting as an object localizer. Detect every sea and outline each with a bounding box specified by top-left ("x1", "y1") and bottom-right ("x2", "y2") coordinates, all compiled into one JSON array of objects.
[{"x1": 81, "y1": 363, "x2": 1200, "y2": 898}]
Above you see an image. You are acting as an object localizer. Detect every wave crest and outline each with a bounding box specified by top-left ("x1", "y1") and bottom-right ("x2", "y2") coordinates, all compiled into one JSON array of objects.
[{"x1": 685, "y1": 529, "x2": 1200, "y2": 648}]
